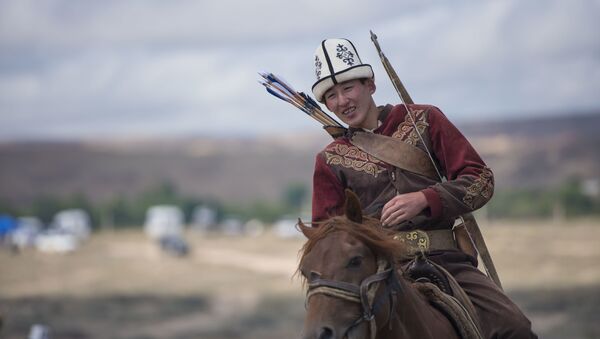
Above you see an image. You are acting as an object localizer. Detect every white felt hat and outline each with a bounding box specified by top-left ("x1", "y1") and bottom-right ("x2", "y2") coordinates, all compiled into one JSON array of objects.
[{"x1": 311, "y1": 38, "x2": 374, "y2": 102}]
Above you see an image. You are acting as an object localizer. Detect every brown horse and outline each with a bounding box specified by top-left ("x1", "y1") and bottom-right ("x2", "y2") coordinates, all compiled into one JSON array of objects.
[{"x1": 297, "y1": 190, "x2": 461, "y2": 339}]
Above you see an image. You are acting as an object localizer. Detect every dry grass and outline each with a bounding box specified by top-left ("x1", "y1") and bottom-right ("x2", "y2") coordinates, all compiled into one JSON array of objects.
[
  {"x1": 482, "y1": 219, "x2": 600, "y2": 290},
  {"x1": 1, "y1": 220, "x2": 599, "y2": 338}
]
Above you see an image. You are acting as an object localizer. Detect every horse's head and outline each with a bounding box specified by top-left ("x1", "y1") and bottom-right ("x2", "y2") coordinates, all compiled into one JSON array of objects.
[{"x1": 298, "y1": 190, "x2": 407, "y2": 339}]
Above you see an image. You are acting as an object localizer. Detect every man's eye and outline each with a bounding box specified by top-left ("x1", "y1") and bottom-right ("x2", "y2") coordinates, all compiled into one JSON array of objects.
[
  {"x1": 347, "y1": 256, "x2": 363, "y2": 268},
  {"x1": 343, "y1": 85, "x2": 353, "y2": 91}
]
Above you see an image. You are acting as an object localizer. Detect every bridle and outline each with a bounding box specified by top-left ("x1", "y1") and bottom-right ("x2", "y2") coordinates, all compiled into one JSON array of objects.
[{"x1": 305, "y1": 258, "x2": 400, "y2": 339}]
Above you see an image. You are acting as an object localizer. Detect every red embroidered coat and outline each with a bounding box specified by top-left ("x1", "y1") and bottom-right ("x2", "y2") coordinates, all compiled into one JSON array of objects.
[{"x1": 312, "y1": 104, "x2": 494, "y2": 231}]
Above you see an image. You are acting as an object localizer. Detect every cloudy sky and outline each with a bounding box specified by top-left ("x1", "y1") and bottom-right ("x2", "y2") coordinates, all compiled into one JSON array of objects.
[{"x1": 0, "y1": 0, "x2": 598, "y2": 140}]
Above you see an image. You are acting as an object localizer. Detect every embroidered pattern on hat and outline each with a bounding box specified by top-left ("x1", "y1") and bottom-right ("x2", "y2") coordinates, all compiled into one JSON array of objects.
[
  {"x1": 315, "y1": 56, "x2": 322, "y2": 79},
  {"x1": 336, "y1": 44, "x2": 355, "y2": 66}
]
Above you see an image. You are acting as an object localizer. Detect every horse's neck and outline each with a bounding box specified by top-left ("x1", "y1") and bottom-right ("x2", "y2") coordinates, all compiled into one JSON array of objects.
[{"x1": 378, "y1": 270, "x2": 459, "y2": 339}]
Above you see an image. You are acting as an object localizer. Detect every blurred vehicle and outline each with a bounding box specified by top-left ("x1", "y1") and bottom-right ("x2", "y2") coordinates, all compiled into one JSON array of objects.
[
  {"x1": 272, "y1": 217, "x2": 303, "y2": 239},
  {"x1": 0, "y1": 214, "x2": 17, "y2": 239},
  {"x1": 159, "y1": 234, "x2": 189, "y2": 257},
  {"x1": 28, "y1": 324, "x2": 50, "y2": 339},
  {"x1": 244, "y1": 219, "x2": 265, "y2": 237},
  {"x1": 52, "y1": 209, "x2": 91, "y2": 240},
  {"x1": 144, "y1": 205, "x2": 184, "y2": 240},
  {"x1": 11, "y1": 217, "x2": 43, "y2": 249},
  {"x1": 190, "y1": 205, "x2": 218, "y2": 233},
  {"x1": 35, "y1": 229, "x2": 79, "y2": 253},
  {"x1": 220, "y1": 218, "x2": 244, "y2": 236}
]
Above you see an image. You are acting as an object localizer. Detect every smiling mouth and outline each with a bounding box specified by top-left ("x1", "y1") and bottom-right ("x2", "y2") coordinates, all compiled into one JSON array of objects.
[{"x1": 343, "y1": 107, "x2": 356, "y2": 116}]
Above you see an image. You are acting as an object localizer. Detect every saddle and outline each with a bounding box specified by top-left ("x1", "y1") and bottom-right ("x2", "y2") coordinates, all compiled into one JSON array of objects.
[
  {"x1": 406, "y1": 252, "x2": 453, "y2": 294},
  {"x1": 405, "y1": 253, "x2": 483, "y2": 339}
]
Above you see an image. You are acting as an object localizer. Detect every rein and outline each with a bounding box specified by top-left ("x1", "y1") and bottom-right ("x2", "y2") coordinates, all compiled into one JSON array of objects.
[{"x1": 306, "y1": 259, "x2": 400, "y2": 339}]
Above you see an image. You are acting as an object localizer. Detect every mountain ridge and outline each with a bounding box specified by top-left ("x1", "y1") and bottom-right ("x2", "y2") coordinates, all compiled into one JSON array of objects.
[{"x1": 1, "y1": 112, "x2": 599, "y2": 208}]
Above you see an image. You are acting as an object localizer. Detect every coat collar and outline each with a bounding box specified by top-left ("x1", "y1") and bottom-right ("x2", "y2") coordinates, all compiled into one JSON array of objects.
[{"x1": 347, "y1": 104, "x2": 394, "y2": 136}]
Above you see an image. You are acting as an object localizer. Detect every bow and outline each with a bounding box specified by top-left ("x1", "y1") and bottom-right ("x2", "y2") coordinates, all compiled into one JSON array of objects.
[{"x1": 370, "y1": 31, "x2": 503, "y2": 290}]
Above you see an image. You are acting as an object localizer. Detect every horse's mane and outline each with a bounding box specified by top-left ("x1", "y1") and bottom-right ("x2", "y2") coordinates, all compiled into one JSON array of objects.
[{"x1": 298, "y1": 215, "x2": 409, "y2": 278}]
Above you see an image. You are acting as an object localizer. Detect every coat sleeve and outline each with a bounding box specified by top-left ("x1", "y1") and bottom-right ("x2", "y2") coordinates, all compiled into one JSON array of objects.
[
  {"x1": 312, "y1": 152, "x2": 345, "y2": 223},
  {"x1": 420, "y1": 106, "x2": 494, "y2": 220}
]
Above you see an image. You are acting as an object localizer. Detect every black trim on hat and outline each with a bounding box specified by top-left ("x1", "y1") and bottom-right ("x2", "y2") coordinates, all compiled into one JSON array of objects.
[
  {"x1": 321, "y1": 40, "x2": 338, "y2": 85},
  {"x1": 311, "y1": 64, "x2": 373, "y2": 91}
]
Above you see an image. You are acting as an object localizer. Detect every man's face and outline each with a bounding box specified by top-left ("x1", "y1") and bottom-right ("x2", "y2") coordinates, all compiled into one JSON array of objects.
[{"x1": 323, "y1": 79, "x2": 376, "y2": 129}]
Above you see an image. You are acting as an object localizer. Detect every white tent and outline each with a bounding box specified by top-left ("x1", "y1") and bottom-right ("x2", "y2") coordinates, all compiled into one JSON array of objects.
[
  {"x1": 144, "y1": 205, "x2": 184, "y2": 239},
  {"x1": 52, "y1": 209, "x2": 91, "y2": 240}
]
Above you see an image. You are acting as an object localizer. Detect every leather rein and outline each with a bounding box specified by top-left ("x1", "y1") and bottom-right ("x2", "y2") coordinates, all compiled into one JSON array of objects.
[{"x1": 305, "y1": 259, "x2": 401, "y2": 339}]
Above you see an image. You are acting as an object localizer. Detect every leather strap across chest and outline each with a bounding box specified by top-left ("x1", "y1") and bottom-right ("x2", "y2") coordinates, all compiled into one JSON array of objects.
[{"x1": 350, "y1": 131, "x2": 438, "y2": 180}]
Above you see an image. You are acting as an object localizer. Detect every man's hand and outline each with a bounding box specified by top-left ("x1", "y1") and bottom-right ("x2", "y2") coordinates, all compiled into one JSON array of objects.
[{"x1": 381, "y1": 191, "x2": 428, "y2": 227}]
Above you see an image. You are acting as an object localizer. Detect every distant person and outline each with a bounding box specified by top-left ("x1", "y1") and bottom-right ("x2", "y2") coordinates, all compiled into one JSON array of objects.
[{"x1": 310, "y1": 38, "x2": 537, "y2": 338}]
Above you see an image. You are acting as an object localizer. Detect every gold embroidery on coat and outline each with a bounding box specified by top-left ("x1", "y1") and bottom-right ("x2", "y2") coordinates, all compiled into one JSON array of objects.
[
  {"x1": 392, "y1": 109, "x2": 428, "y2": 146},
  {"x1": 463, "y1": 167, "x2": 494, "y2": 209},
  {"x1": 324, "y1": 144, "x2": 386, "y2": 177}
]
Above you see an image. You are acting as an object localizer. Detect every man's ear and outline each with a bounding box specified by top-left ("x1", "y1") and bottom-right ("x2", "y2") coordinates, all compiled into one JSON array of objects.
[{"x1": 367, "y1": 78, "x2": 376, "y2": 94}]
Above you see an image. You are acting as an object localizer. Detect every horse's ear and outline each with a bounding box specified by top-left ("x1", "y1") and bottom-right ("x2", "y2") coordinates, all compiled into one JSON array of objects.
[
  {"x1": 297, "y1": 218, "x2": 316, "y2": 239},
  {"x1": 344, "y1": 189, "x2": 363, "y2": 223}
]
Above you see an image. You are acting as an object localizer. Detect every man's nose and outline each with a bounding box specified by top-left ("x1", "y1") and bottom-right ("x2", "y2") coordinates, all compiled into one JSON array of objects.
[{"x1": 337, "y1": 93, "x2": 350, "y2": 106}]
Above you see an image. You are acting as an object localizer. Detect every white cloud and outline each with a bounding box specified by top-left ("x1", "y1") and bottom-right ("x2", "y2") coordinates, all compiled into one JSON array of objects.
[{"x1": 0, "y1": 0, "x2": 598, "y2": 139}]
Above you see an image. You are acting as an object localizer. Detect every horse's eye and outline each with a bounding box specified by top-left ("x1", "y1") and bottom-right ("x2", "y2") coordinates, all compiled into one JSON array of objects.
[
  {"x1": 347, "y1": 256, "x2": 363, "y2": 268},
  {"x1": 309, "y1": 271, "x2": 321, "y2": 281}
]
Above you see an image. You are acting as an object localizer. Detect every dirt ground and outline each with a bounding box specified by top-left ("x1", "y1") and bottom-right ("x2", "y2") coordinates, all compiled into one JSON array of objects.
[{"x1": 1, "y1": 220, "x2": 599, "y2": 339}]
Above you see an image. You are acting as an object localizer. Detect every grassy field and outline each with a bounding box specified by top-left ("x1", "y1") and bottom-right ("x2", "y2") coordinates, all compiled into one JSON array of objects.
[{"x1": 1, "y1": 220, "x2": 599, "y2": 339}]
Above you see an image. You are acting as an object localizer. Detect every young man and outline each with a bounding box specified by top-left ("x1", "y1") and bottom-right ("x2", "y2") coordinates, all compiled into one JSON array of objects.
[{"x1": 311, "y1": 38, "x2": 537, "y2": 339}]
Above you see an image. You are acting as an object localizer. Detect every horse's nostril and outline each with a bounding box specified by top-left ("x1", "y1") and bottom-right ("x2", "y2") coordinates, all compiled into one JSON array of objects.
[{"x1": 318, "y1": 326, "x2": 334, "y2": 339}]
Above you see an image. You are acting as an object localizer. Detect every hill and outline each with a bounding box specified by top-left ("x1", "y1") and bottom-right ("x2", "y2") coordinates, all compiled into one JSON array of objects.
[
  {"x1": 1, "y1": 112, "x2": 599, "y2": 208},
  {"x1": 461, "y1": 112, "x2": 600, "y2": 189}
]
